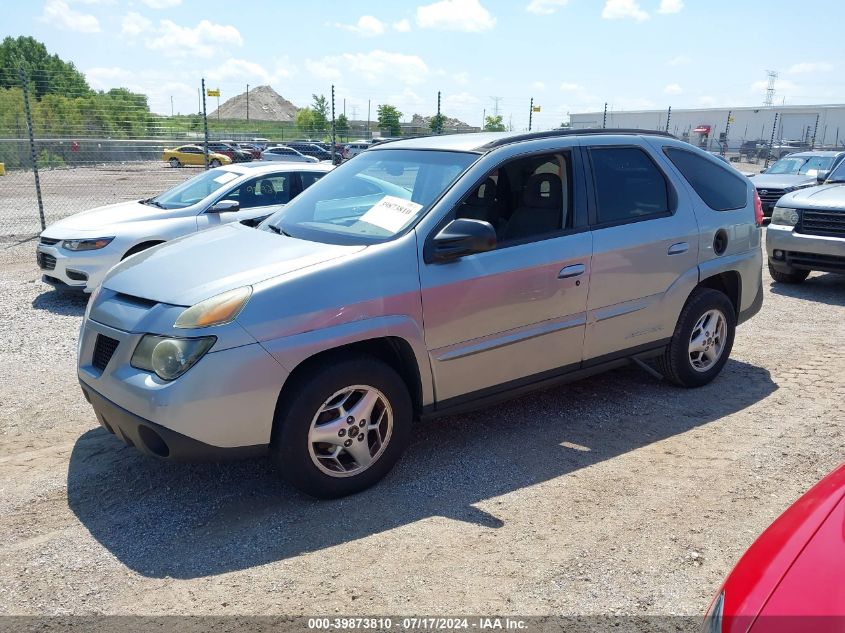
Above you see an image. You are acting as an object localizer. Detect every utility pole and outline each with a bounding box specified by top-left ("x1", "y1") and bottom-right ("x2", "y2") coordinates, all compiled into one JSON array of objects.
[
  {"x1": 331, "y1": 85, "x2": 337, "y2": 164},
  {"x1": 367, "y1": 99, "x2": 371, "y2": 138},
  {"x1": 723, "y1": 110, "x2": 732, "y2": 155},
  {"x1": 811, "y1": 113, "x2": 820, "y2": 149},
  {"x1": 765, "y1": 112, "x2": 779, "y2": 169},
  {"x1": 201, "y1": 78, "x2": 209, "y2": 169},
  {"x1": 528, "y1": 97, "x2": 534, "y2": 131},
  {"x1": 490, "y1": 96, "x2": 502, "y2": 117},
  {"x1": 763, "y1": 70, "x2": 778, "y2": 106},
  {"x1": 482, "y1": 108, "x2": 486, "y2": 130},
  {"x1": 246, "y1": 84, "x2": 249, "y2": 125},
  {"x1": 436, "y1": 90, "x2": 441, "y2": 134},
  {"x1": 666, "y1": 106, "x2": 671, "y2": 133},
  {"x1": 602, "y1": 102, "x2": 608, "y2": 129},
  {"x1": 343, "y1": 98, "x2": 346, "y2": 117}
]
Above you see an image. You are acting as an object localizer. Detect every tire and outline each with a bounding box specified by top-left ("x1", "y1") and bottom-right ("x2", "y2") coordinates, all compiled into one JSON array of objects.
[
  {"x1": 169, "y1": 158, "x2": 180, "y2": 168},
  {"x1": 657, "y1": 288, "x2": 736, "y2": 388},
  {"x1": 210, "y1": 159, "x2": 221, "y2": 168},
  {"x1": 768, "y1": 261, "x2": 810, "y2": 284},
  {"x1": 271, "y1": 355, "x2": 412, "y2": 498}
]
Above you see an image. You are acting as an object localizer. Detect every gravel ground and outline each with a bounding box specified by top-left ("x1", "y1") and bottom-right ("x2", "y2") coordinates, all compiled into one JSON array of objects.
[{"x1": 0, "y1": 235, "x2": 843, "y2": 618}]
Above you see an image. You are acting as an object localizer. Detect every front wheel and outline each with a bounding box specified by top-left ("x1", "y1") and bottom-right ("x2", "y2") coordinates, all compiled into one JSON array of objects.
[
  {"x1": 768, "y1": 261, "x2": 810, "y2": 284},
  {"x1": 657, "y1": 288, "x2": 736, "y2": 388},
  {"x1": 210, "y1": 158, "x2": 221, "y2": 168},
  {"x1": 271, "y1": 355, "x2": 412, "y2": 498},
  {"x1": 169, "y1": 158, "x2": 180, "y2": 168}
]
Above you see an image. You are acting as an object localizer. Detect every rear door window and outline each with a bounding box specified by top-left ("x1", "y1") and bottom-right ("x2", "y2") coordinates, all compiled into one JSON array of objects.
[
  {"x1": 664, "y1": 147, "x2": 747, "y2": 211},
  {"x1": 588, "y1": 146, "x2": 671, "y2": 225}
]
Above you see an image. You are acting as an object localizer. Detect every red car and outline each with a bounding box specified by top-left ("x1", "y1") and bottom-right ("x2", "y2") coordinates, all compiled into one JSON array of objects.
[{"x1": 704, "y1": 462, "x2": 845, "y2": 632}]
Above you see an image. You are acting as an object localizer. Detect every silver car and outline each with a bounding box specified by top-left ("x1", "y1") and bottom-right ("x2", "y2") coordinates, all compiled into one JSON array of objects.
[
  {"x1": 77, "y1": 130, "x2": 763, "y2": 497},
  {"x1": 260, "y1": 145, "x2": 319, "y2": 163}
]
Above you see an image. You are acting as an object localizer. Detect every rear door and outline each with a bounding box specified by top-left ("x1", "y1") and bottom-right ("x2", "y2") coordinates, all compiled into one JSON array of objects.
[
  {"x1": 419, "y1": 148, "x2": 592, "y2": 404},
  {"x1": 581, "y1": 141, "x2": 699, "y2": 362}
]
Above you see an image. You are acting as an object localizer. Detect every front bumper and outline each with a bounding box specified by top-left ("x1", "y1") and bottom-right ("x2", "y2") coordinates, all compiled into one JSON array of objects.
[
  {"x1": 767, "y1": 225, "x2": 845, "y2": 274},
  {"x1": 36, "y1": 241, "x2": 118, "y2": 293}
]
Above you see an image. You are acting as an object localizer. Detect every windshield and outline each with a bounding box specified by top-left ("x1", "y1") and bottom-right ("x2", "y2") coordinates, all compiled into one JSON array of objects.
[
  {"x1": 264, "y1": 149, "x2": 477, "y2": 244},
  {"x1": 766, "y1": 155, "x2": 834, "y2": 176},
  {"x1": 147, "y1": 168, "x2": 239, "y2": 209},
  {"x1": 828, "y1": 159, "x2": 845, "y2": 182}
]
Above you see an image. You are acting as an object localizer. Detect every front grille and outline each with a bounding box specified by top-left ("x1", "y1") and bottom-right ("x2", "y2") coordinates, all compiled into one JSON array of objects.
[
  {"x1": 39, "y1": 237, "x2": 60, "y2": 246},
  {"x1": 756, "y1": 187, "x2": 785, "y2": 207},
  {"x1": 786, "y1": 251, "x2": 845, "y2": 272},
  {"x1": 92, "y1": 334, "x2": 120, "y2": 371},
  {"x1": 37, "y1": 252, "x2": 56, "y2": 270},
  {"x1": 797, "y1": 210, "x2": 845, "y2": 238}
]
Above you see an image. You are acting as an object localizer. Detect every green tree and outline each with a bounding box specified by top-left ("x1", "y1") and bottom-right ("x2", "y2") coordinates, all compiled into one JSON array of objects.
[
  {"x1": 483, "y1": 115, "x2": 506, "y2": 132},
  {"x1": 429, "y1": 113, "x2": 446, "y2": 134},
  {"x1": 336, "y1": 113, "x2": 350, "y2": 140},
  {"x1": 377, "y1": 104, "x2": 402, "y2": 136},
  {"x1": 0, "y1": 36, "x2": 90, "y2": 98},
  {"x1": 295, "y1": 107, "x2": 316, "y2": 133},
  {"x1": 312, "y1": 94, "x2": 329, "y2": 133}
]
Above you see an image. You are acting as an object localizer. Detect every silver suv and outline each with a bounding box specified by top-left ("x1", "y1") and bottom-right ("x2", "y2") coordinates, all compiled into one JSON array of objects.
[{"x1": 77, "y1": 130, "x2": 763, "y2": 497}]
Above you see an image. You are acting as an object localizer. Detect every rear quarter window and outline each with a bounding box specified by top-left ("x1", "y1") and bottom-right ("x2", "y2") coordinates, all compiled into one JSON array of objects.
[{"x1": 664, "y1": 147, "x2": 747, "y2": 211}]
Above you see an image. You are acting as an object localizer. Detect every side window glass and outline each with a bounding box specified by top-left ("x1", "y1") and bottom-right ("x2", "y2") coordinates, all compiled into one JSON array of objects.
[
  {"x1": 589, "y1": 146, "x2": 670, "y2": 224},
  {"x1": 455, "y1": 152, "x2": 571, "y2": 245},
  {"x1": 664, "y1": 147, "x2": 746, "y2": 211},
  {"x1": 222, "y1": 177, "x2": 276, "y2": 209},
  {"x1": 301, "y1": 172, "x2": 326, "y2": 189}
]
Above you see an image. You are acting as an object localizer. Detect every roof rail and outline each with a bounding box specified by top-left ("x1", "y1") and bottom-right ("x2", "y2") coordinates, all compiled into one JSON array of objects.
[{"x1": 478, "y1": 128, "x2": 676, "y2": 150}]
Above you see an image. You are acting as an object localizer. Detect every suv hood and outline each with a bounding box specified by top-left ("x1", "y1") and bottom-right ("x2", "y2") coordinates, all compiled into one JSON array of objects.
[
  {"x1": 102, "y1": 223, "x2": 365, "y2": 306},
  {"x1": 748, "y1": 174, "x2": 816, "y2": 189},
  {"x1": 42, "y1": 200, "x2": 191, "y2": 236},
  {"x1": 778, "y1": 183, "x2": 845, "y2": 210}
]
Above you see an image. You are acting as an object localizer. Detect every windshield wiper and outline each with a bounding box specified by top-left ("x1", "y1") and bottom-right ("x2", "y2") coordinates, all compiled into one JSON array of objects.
[
  {"x1": 141, "y1": 198, "x2": 165, "y2": 208},
  {"x1": 266, "y1": 224, "x2": 292, "y2": 237}
]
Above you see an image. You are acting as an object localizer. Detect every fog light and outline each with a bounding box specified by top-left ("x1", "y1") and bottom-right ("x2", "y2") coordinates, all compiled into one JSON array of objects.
[{"x1": 773, "y1": 249, "x2": 784, "y2": 260}]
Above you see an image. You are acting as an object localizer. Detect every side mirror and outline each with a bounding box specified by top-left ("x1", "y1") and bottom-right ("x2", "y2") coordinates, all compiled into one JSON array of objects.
[
  {"x1": 816, "y1": 170, "x2": 830, "y2": 184},
  {"x1": 430, "y1": 218, "x2": 497, "y2": 263},
  {"x1": 208, "y1": 199, "x2": 240, "y2": 213}
]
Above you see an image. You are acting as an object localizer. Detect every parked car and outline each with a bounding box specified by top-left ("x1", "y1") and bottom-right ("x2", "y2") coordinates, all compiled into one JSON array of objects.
[
  {"x1": 162, "y1": 145, "x2": 231, "y2": 168},
  {"x1": 703, "y1": 462, "x2": 845, "y2": 632},
  {"x1": 739, "y1": 140, "x2": 767, "y2": 161},
  {"x1": 342, "y1": 141, "x2": 371, "y2": 160},
  {"x1": 235, "y1": 143, "x2": 262, "y2": 159},
  {"x1": 767, "y1": 139, "x2": 810, "y2": 160},
  {"x1": 260, "y1": 145, "x2": 319, "y2": 163},
  {"x1": 283, "y1": 142, "x2": 333, "y2": 161},
  {"x1": 766, "y1": 156, "x2": 845, "y2": 283},
  {"x1": 205, "y1": 142, "x2": 252, "y2": 163},
  {"x1": 36, "y1": 162, "x2": 333, "y2": 293},
  {"x1": 76, "y1": 130, "x2": 762, "y2": 498},
  {"x1": 748, "y1": 151, "x2": 845, "y2": 216}
]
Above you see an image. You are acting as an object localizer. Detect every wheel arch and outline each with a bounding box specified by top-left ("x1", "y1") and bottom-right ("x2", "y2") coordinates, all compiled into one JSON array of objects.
[
  {"x1": 122, "y1": 239, "x2": 166, "y2": 260},
  {"x1": 697, "y1": 270, "x2": 741, "y2": 316}
]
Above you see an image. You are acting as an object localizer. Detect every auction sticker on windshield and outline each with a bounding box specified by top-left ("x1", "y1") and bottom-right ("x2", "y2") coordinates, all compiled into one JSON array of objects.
[{"x1": 359, "y1": 195, "x2": 423, "y2": 233}]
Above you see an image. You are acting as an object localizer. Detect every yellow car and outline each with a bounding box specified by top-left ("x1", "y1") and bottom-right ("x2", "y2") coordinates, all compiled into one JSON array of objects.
[{"x1": 162, "y1": 145, "x2": 232, "y2": 168}]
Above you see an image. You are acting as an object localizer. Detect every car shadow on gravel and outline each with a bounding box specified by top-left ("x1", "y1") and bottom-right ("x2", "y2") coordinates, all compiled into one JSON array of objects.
[
  {"x1": 31, "y1": 289, "x2": 89, "y2": 316},
  {"x1": 66, "y1": 359, "x2": 776, "y2": 579},
  {"x1": 768, "y1": 273, "x2": 845, "y2": 307}
]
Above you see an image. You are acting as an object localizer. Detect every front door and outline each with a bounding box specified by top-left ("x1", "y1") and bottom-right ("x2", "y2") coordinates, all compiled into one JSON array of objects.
[
  {"x1": 419, "y1": 150, "x2": 592, "y2": 405},
  {"x1": 197, "y1": 172, "x2": 299, "y2": 229}
]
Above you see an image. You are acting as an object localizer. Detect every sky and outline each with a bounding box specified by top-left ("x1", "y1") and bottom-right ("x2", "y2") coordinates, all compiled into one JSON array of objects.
[{"x1": 4, "y1": 0, "x2": 845, "y2": 130}]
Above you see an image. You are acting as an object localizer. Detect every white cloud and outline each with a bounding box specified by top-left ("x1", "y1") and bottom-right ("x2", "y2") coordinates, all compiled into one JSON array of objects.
[
  {"x1": 533, "y1": 81, "x2": 546, "y2": 91},
  {"x1": 786, "y1": 62, "x2": 834, "y2": 75},
  {"x1": 121, "y1": 11, "x2": 152, "y2": 36},
  {"x1": 141, "y1": 0, "x2": 181, "y2": 8},
  {"x1": 697, "y1": 96, "x2": 717, "y2": 107},
  {"x1": 204, "y1": 57, "x2": 296, "y2": 85},
  {"x1": 560, "y1": 82, "x2": 583, "y2": 91},
  {"x1": 664, "y1": 83, "x2": 683, "y2": 95},
  {"x1": 146, "y1": 19, "x2": 243, "y2": 58},
  {"x1": 526, "y1": 0, "x2": 569, "y2": 15},
  {"x1": 416, "y1": 0, "x2": 496, "y2": 32},
  {"x1": 666, "y1": 55, "x2": 690, "y2": 66},
  {"x1": 393, "y1": 18, "x2": 411, "y2": 32},
  {"x1": 657, "y1": 0, "x2": 683, "y2": 14},
  {"x1": 750, "y1": 78, "x2": 798, "y2": 95},
  {"x1": 41, "y1": 0, "x2": 100, "y2": 33},
  {"x1": 306, "y1": 50, "x2": 429, "y2": 86},
  {"x1": 601, "y1": 0, "x2": 649, "y2": 21},
  {"x1": 86, "y1": 66, "x2": 195, "y2": 114},
  {"x1": 452, "y1": 71, "x2": 470, "y2": 85},
  {"x1": 330, "y1": 15, "x2": 387, "y2": 37}
]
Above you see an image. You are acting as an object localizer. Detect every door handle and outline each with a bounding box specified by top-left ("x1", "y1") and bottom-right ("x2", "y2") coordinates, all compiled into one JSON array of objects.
[
  {"x1": 558, "y1": 263, "x2": 586, "y2": 279},
  {"x1": 668, "y1": 242, "x2": 689, "y2": 255}
]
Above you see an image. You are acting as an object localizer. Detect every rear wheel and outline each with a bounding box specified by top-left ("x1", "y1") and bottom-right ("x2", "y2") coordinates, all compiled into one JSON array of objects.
[
  {"x1": 657, "y1": 288, "x2": 736, "y2": 388},
  {"x1": 768, "y1": 261, "x2": 810, "y2": 284},
  {"x1": 210, "y1": 158, "x2": 222, "y2": 168},
  {"x1": 271, "y1": 355, "x2": 412, "y2": 498},
  {"x1": 169, "y1": 158, "x2": 180, "y2": 168}
]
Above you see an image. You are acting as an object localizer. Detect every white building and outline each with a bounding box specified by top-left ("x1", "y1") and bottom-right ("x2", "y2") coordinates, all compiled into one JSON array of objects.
[{"x1": 569, "y1": 104, "x2": 845, "y2": 151}]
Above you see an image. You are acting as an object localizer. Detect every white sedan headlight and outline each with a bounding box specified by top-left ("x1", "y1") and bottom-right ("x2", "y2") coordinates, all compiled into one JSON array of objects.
[
  {"x1": 62, "y1": 237, "x2": 114, "y2": 251},
  {"x1": 770, "y1": 207, "x2": 799, "y2": 227}
]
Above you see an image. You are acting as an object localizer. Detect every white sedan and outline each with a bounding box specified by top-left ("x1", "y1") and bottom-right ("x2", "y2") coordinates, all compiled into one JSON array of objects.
[
  {"x1": 260, "y1": 145, "x2": 320, "y2": 163},
  {"x1": 37, "y1": 162, "x2": 333, "y2": 293}
]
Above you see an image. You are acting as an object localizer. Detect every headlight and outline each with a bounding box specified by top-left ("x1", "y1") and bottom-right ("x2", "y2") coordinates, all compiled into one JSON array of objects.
[
  {"x1": 62, "y1": 237, "x2": 114, "y2": 251},
  {"x1": 131, "y1": 335, "x2": 216, "y2": 381},
  {"x1": 174, "y1": 286, "x2": 252, "y2": 329},
  {"x1": 702, "y1": 591, "x2": 724, "y2": 633},
  {"x1": 770, "y1": 207, "x2": 799, "y2": 226}
]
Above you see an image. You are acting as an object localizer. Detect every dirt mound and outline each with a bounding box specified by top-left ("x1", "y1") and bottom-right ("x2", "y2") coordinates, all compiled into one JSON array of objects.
[{"x1": 209, "y1": 85, "x2": 299, "y2": 121}]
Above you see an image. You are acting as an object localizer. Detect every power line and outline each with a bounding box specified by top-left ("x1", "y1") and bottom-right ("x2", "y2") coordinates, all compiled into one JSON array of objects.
[
  {"x1": 763, "y1": 70, "x2": 778, "y2": 107},
  {"x1": 489, "y1": 96, "x2": 503, "y2": 117}
]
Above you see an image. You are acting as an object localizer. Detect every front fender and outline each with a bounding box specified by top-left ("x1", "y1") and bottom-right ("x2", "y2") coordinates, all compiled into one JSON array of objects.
[{"x1": 257, "y1": 315, "x2": 434, "y2": 407}]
